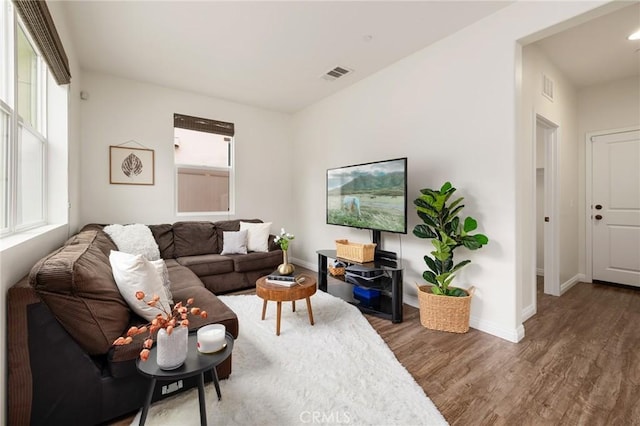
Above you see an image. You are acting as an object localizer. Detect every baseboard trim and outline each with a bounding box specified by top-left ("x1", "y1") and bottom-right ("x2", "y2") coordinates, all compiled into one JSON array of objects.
[
  {"x1": 521, "y1": 303, "x2": 536, "y2": 322},
  {"x1": 295, "y1": 256, "x2": 525, "y2": 343},
  {"x1": 560, "y1": 273, "x2": 584, "y2": 294},
  {"x1": 291, "y1": 256, "x2": 316, "y2": 271},
  {"x1": 469, "y1": 316, "x2": 524, "y2": 343}
]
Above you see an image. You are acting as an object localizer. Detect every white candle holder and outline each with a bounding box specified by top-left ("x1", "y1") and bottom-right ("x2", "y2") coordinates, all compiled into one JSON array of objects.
[{"x1": 197, "y1": 324, "x2": 226, "y2": 353}]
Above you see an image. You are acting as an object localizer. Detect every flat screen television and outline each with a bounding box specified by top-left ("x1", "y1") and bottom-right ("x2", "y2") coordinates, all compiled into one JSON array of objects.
[{"x1": 326, "y1": 158, "x2": 408, "y2": 242}]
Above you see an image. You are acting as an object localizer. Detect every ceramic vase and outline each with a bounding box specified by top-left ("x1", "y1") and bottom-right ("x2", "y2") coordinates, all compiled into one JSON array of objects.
[
  {"x1": 156, "y1": 325, "x2": 188, "y2": 370},
  {"x1": 277, "y1": 249, "x2": 295, "y2": 275}
]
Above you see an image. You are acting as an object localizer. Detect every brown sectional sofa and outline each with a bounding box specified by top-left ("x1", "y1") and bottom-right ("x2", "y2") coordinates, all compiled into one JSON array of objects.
[{"x1": 7, "y1": 219, "x2": 282, "y2": 425}]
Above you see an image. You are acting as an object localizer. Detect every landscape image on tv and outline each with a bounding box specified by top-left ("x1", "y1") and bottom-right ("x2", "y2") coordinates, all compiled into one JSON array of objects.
[{"x1": 327, "y1": 158, "x2": 407, "y2": 233}]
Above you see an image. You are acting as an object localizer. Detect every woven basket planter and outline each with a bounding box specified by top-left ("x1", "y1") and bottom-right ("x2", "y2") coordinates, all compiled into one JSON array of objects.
[{"x1": 416, "y1": 285, "x2": 474, "y2": 333}]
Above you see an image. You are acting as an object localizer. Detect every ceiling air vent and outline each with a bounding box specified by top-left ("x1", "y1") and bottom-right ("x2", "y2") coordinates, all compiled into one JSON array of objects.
[
  {"x1": 321, "y1": 66, "x2": 353, "y2": 82},
  {"x1": 542, "y1": 73, "x2": 554, "y2": 101}
]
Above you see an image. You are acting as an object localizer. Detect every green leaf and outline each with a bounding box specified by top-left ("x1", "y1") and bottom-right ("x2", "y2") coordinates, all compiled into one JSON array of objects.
[
  {"x1": 447, "y1": 204, "x2": 464, "y2": 224},
  {"x1": 441, "y1": 257, "x2": 453, "y2": 273},
  {"x1": 431, "y1": 285, "x2": 444, "y2": 295},
  {"x1": 416, "y1": 211, "x2": 438, "y2": 228},
  {"x1": 449, "y1": 287, "x2": 467, "y2": 297},
  {"x1": 463, "y1": 217, "x2": 478, "y2": 233},
  {"x1": 447, "y1": 216, "x2": 460, "y2": 236},
  {"x1": 414, "y1": 197, "x2": 434, "y2": 211},
  {"x1": 451, "y1": 259, "x2": 471, "y2": 273},
  {"x1": 475, "y1": 234, "x2": 489, "y2": 245},
  {"x1": 448, "y1": 197, "x2": 464, "y2": 212},
  {"x1": 431, "y1": 240, "x2": 451, "y2": 261},
  {"x1": 423, "y1": 271, "x2": 437, "y2": 285},
  {"x1": 440, "y1": 182, "x2": 453, "y2": 193},
  {"x1": 413, "y1": 224, "x2": 433, "y2": 239},
  {"x1": 424, "y1": 256, "x2": 439, "y2": 274},
  {"x1": 461, "y1": 236, "x2": 482, "y2": 250}
]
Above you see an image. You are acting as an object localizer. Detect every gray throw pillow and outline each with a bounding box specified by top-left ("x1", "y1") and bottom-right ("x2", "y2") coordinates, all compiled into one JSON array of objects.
[{"x1": 220, "y1": 230, "x2": 248, "y2": 255}]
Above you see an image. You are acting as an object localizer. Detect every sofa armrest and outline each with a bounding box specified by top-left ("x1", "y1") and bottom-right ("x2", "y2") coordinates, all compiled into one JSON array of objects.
[
  {"x1": 268, "y1": 234, "x2": 280, "y2": 252},
  {"x1": 7, "y1": 278, "x2": 39, "y2": 426},
  {"x1": 7, "y1": 278, "x2": 104, "y2": 425}
]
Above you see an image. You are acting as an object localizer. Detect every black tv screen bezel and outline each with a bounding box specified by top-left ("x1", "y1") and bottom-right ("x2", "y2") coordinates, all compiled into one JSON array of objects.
[{"x1": 326, "y1": 157, "x2": 408, "y2": 235}]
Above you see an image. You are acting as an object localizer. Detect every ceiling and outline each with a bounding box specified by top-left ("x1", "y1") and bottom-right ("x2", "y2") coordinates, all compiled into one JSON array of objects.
[
  {"x1": 533, "y1": 2, "x2": 640, "y2": 88},
  {"x1": 59, "y1": 1, "x2": 639, "y2": 113},
  {"x1": 59, "y1": 1, "x2": 511, "y2": 113}
]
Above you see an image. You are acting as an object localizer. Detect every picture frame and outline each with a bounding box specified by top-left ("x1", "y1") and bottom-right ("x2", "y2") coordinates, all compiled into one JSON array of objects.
[{"x1": 109, "y1": 146, "x2": 155, "y2": 185}]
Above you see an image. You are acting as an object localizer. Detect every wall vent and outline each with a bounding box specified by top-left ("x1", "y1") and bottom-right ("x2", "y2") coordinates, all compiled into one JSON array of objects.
[
  {"x1": 542, "y1": 73, "x2": 554, "y2": 101},
  {"x1": 321, "y1": 66, "x2": 353, "y2": 81}
]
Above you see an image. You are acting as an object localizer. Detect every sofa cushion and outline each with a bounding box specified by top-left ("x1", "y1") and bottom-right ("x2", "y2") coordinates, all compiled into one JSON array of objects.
[
  {"x1": 29, "y1": 231, "x2": 130, "y2": 355},
  {"x1": 176, "y1": 254, "x2": 234, "y2": 277},
  {"x1": 240, "y1": 221, "x2": 272, "y2": 252},
  {"x1": 230, "y1": 250, "x2": 283, "y2": 273},
  {"x1": 148, "y1": 224, "x2": 175, "y2": 259},
  {"x1": 166, "y1": 263, "x2": 204, "y2": 292},
  {"x1": 214, "y1": 219, "x2": 262, "y2": 252},
  {"x1": 173, "y1": 221, "x2": 218, "y2": 257},
  {"x1": 220, "y1": 230, "x2": 248, "y2": 255}
]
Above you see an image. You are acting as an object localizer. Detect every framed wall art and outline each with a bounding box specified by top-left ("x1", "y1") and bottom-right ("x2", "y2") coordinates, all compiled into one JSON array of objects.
[{"x1": 109, "y1": 145, "x2": 155, "y2": 185}]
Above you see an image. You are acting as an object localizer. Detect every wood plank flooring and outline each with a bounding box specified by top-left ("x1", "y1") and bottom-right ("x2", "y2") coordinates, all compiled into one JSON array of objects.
[
  {"x1": 365, "y1": 278, "x2": 640, "y2": 425},
  {"x1": 111, "y1": 271, "x2": 640, "y2": 425}
]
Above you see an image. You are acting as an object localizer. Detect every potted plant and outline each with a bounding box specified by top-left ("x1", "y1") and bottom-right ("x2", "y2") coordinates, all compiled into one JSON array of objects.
[{"x1": 413, "y1": 181, "x2": 488, "y2": 333}]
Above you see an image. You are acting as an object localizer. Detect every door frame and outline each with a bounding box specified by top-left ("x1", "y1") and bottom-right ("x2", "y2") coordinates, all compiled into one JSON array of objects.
[
  {"x1": 585, "y1": 125, "x2": 640, "y2": 283},
  {"x1": 535, "y1": 114, "x2": 560, "y2": 297}
]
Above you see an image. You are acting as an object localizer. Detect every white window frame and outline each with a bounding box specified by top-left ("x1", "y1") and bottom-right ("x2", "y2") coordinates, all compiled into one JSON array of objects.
[
  {"x1": 174, "y1": 124, "x2": 235, "y2": 216},
  {"x1": 1, "y1": 3, "x2": 49, "y2": 237}
]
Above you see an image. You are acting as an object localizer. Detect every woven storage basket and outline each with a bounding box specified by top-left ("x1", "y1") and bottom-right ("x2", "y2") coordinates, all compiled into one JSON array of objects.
[
  {"x1": 328, "y1": 266, "x2": 345, "y2": 276},
  {"x1": 335, "y1": 239, "x2": 376, "y2": 263},
  {"x1": 416, "y1": 285, "x2": 474, "y2": 333}
]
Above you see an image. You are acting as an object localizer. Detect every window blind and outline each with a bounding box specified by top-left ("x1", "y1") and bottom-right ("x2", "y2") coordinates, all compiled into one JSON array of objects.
[
  {"x1": 174, "y1": 113, "x2": 235, "y2": 137},
  {"x1": 13, "y1": 0, "x2": 71, "y2": 85}
]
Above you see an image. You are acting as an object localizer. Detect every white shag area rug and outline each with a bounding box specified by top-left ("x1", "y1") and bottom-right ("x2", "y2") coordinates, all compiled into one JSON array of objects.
[{"x1": 132, "y1": 290, "x2": 448, "y2": 426}]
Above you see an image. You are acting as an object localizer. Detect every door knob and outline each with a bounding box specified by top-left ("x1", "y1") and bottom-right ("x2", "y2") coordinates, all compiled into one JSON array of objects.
[
  {"x1": 595, "y1": 214, "x2": 603, "y2": 220},
  {"x1": 595, "y1": 204, "x2": 603, "y2": 210}
]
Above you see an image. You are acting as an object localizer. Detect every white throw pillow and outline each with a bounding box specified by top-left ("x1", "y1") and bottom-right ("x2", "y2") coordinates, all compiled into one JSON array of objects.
[
  {"x1": 103, "y1": 224, "x2": 161, "y2": 261},
  {"x1": 220, "y1": 230, "x2": 248, "y2": 255},
  {"x1": 149, "y1": 259, "x2": 173, "y2": 304},
  {"x1": 109, "y1": 250, "x2": 171, "y2": 321},
  {"x1": 240, "y1": 221, "x2": 271, "y2": 252}
]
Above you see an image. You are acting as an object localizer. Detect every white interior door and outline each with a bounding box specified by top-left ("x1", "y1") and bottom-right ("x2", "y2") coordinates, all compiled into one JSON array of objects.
[{"x1": 591, "y1": 129, "x2": 640, "y2": 287}]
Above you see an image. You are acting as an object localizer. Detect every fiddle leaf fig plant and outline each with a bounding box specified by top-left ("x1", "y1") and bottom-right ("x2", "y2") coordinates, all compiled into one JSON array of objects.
[{"x1": 413, "y1": 182, "x2": 488, "y2": 297}]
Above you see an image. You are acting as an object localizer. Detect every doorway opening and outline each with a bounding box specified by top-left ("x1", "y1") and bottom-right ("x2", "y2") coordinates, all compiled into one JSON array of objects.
[{"x1": 535, "y1": 114, "x2": 560, "y2": 301}]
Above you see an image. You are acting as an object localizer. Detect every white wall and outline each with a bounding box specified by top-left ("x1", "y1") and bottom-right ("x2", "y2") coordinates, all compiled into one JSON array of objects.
[
  {"x1": 79, "y1": 71, "x2": 293, "y2": 230},
  {"x1": 292, "y1": 1, "x2": 605, "y2": 342},
  {"x1": 577, "y1": 76, "x2": 640, "y2": 276}
]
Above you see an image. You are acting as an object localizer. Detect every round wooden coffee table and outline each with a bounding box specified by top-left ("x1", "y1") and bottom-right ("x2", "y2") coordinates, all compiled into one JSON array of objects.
[{"x1": 256, "y1": 273, "x2": 317, "y2": 336}]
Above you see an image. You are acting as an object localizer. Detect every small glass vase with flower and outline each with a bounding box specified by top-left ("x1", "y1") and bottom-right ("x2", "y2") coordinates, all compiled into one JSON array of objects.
[{"x1": 274, "y1": 228, "x2": 295, "y2": 275}]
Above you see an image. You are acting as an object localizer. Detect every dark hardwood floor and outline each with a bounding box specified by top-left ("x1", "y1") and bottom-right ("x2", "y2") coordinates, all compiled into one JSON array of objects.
[
  {"x1": 365, "y1": 276, "x2": 640, "y2": 425},
  {"x1": 112, "y1": 270, "x2": 640, "y2": 425}
]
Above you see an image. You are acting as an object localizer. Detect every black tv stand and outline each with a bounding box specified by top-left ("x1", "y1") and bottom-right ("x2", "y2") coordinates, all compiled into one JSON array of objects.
[
  {"x1": 371, "y1": 230, "x2": 398, "y2": 264},
  {"x1": 317, "y1": 249, "x2": 403, "y2": 323}
]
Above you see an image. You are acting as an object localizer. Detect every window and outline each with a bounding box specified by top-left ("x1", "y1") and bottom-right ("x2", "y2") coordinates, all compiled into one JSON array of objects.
[
  {"x1": 174, "y1": 113, "x2": 235, "y2": 214},
  {"x1": 1, "y1": 0, "x2": 70, "y2": 237}
]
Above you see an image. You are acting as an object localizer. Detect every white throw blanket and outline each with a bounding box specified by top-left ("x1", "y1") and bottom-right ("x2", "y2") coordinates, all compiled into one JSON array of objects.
[{"x1": 103, "y1": 223, "x2": 161, "y2": 261}]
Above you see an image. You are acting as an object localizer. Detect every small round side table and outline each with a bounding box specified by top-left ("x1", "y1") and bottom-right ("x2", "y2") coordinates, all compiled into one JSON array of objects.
[
  {"x1": 256, "y1": 273, "x2": 317, "y2": 336},
  {"x1": 136, "y1": 332, "x2": 234, "y2": 426}
]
